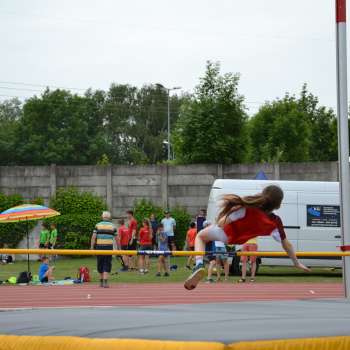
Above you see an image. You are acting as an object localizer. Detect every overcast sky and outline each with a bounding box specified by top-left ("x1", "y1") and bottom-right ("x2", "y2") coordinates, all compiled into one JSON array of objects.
[{"x1": 0, "y1": 0, "x2": 346, "y2": 113}]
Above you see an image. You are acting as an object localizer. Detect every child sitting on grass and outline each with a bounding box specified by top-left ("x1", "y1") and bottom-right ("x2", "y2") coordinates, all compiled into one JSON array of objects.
[{"x1": 39, "y1": 256, "x2": 54, "y2": 283}]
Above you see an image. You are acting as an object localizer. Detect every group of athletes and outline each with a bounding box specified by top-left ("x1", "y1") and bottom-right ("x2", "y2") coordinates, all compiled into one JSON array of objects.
[{"x1": 90, "y1": 185, "x2": 310, "y2": 289}]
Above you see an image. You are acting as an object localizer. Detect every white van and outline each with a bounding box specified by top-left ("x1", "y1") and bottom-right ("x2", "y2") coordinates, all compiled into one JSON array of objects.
[{"x1": 207, "y1": 179, "x2": 342, "y2": 269}]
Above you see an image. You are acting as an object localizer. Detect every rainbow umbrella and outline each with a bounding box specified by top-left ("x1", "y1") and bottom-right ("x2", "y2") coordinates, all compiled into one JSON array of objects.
[{"x1": 0, "y1": 204, "x2": 60, "y2": 273}]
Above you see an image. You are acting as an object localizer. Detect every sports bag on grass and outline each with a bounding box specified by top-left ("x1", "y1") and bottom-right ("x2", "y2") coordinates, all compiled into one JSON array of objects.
[
  {"x1": 77, "y1": 266, "x2": 90, "y2": 282},
  {"x1": 17, "y1": 271, "x2": 32, "y2": 283}
]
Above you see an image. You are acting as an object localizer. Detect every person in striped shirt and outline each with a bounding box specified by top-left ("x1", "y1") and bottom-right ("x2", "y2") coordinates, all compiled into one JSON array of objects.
[{"x1": 90, "y1": 211, "x2": 117, "y2": 288}]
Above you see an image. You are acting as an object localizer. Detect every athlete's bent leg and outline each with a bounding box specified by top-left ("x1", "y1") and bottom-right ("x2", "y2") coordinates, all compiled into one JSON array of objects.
[{"x1": 184, "y1": 225, "x2": 227, "y2": 290}]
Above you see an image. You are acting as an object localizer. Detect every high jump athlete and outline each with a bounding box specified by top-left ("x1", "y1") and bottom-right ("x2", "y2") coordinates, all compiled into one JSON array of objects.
[{"x1": 184, "y1": 185, "x2": 310, "y2": 290}]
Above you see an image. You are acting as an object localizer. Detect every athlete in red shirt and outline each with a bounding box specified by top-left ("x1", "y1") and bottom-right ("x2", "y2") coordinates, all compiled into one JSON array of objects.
[
  {"x1": 138, "y1": 220, "x2": 153, "y2": 274},
  {"x1": 118, "y1": 220, "x2": 130, "y2": 248},
  {"x1": 186, "y1": 222, "x2": 197, "y2": 269},
  {"x1": 117, "y1": 219, "x2": 130, "y2": 271},
  {"x1": 184, "y1": 185, "x2": 310, "y2": 290},
  {"x1": 126, "y1": 210, "x2": 138, "y2": 270}
]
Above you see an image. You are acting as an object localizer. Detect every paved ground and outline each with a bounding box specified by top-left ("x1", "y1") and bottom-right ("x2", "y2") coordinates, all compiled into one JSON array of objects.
[
  {"x1": 1, "y1": 299, "x2": 350, "y2": 343},
  {"x1": 0, "y1": 283, "x2": 347, "y2": 343},
  {"x1": 0, "y1": 283, "x2": 343, "y2": 308}
]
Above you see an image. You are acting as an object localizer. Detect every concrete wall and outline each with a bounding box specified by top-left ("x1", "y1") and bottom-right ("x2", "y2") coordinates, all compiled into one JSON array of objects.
[{"x1": 0, "y1": 162, "x2": 340, "y2": 217}]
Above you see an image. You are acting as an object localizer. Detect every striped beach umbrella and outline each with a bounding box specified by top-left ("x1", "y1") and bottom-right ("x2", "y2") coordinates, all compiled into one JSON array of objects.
[
  {"x1": 0, "y1": 204, "x2": 60, "y2": 273},
  {"x1": 0, "y1": 204, "x2": 60, "y2": 223}
]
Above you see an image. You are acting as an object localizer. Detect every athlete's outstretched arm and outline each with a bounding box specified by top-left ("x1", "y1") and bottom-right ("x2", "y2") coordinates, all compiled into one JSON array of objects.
[{"x1": 281, "y1": 238, "x2": 311, "y2": 272}]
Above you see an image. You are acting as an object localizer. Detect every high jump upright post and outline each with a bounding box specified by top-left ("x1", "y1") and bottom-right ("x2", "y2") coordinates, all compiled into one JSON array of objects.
[{"x1": 336, "y1": 0, "x2": 350, "y2": 298}]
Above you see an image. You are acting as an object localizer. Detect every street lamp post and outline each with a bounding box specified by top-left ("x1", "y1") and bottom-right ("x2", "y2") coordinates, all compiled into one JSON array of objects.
[
  {"x1": 163, "y1": 140, "x2": 175, "y2": 160},
  {"x1": 156, "y1": 84, "x2": 181, "y2": 160}
]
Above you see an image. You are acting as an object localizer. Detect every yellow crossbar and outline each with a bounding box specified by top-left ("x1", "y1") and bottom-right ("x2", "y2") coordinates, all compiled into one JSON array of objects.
[{"x1": 0, "y1": 248, "x2": 349, "y2": 257}]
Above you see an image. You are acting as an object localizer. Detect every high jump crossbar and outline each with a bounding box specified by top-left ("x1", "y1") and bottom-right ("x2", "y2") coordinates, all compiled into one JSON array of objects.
[{"x1": 0, "y1": 248, "x2": 349, "y2": 257}]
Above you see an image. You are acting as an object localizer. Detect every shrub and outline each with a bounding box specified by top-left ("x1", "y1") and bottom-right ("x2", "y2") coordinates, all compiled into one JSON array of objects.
[
  {"x1": 0, "y1": 193, "x2": 42, "y2": 247},
  {"x1": 133, "y1": 199, "x2": 191, "y2": 250},
  {"x1": 49, "y1": 188, "x2": 107, "y2": 249},
  {"x1": 50, "y1": 187, "x2": 106, "y2": 215},
  {"x1": 133, "y1": 199, "x2": 164, "y2": 227},
  {"x1": 171, "y1": 206, "x2": 192, "y2": 250}
]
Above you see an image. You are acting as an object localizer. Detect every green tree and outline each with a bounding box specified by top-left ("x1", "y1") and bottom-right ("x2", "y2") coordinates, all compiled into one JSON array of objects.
[
  {"x1": 0, "y1": 98, "x2": 22, "y2": 165},
  {"x1": 14, "y1": 89, "x2": 107, "y2": 165},
  {"x1": 102, "y1": 83, "x2": 183, "y2": 165},
  {"x1": 249, "y1": 85, "x2": 338, "y2": 163},
  {"x1": 299, "y1": 84, "x2": 338, "y2": 161},
  {"x1": 173, "y1": 61, "x2": 248, "y2": 164},
  {"x1": 130, "y1": 85, "x2": 183, "y2": 164},
  {"x1": 249, "y1": 95, "x2": 311, "y2": 162},
  {"x1": 102, "y1": 84, "x2": 138, "y2": 164}
]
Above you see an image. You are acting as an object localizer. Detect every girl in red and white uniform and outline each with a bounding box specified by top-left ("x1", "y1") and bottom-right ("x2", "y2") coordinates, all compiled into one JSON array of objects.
[{"x1": 184, "y1": 185, "x2": 310, "y2": 290}]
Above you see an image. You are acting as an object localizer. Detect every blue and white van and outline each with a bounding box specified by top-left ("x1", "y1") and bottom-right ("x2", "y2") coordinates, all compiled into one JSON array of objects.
[{"x1": 207, "y1": 179, "x2": 341, "y2": 269}]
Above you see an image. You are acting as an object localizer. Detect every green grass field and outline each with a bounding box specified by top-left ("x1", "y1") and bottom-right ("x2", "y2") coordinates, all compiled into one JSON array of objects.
[{"x1": 0, "y1": 256, "x2": 342, "y2": 284}]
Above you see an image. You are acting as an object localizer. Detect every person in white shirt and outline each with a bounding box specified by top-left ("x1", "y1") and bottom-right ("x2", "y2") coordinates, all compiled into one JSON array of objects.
[{"x1": 161, "y1": 210, "x2": 176, "y2": 250}]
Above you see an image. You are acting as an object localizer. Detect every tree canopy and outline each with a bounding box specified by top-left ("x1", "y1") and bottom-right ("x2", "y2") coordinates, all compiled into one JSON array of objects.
[
  {"x1": 0, "y1": 64, "x2": 341, "y2": 165},
  {"x1": 173, "y1": 61, "x2": 249, "y2": 164},
  {"x1": 248, "y1": 84, "x2": 338, "y2": 163}
]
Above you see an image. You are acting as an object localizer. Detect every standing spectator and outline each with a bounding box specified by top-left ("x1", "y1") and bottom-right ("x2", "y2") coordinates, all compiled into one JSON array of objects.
[
  {"x1": 185, "y1": 222, "x2": 197, "y2": 270},
  {"x1": 138, "y1": 219, "x2": 153, "y2": 274},
  {"x1": 38, "y1": 222, "x2": 50, "y2": 260},
  {"x1": 117, "y1": 219, "x2": 130, "y2": 272},
  {"x1": 48, "y1": 223, "x2": 58, "y2": 263},
  {"x1": 126, "y1": 210, "x2": 138, "y2": 270},
  {"x1": 161, "y1": 210, "x2": 176, "y2": 250},
  {"x1": 48, "y1": 223, "x2": 57, "y2": 249},
  {"x1": 156, "y1": 223, "x2": 170, "y2": 277},
  {"x1": 196, "y1": 209, "x2": 206, "y2": 233},
  {"x1": 39, "y1": 223, "x2": 49, "y2": 248},
  {"x1": 207, "y1": 241, "x2": 229, "y2": 283},
  {"x1": 90, "y1": 211, "x2": 117, "y2": 288},
  {"x1": 150, "y1": 213, "x2": 158, "y2": 250},
  {"x1": 239, "y1": 238, "x2": 258, "y2": 283}
]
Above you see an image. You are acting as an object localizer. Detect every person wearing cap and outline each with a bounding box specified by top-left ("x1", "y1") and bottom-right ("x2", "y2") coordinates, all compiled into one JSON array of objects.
[
  {"x1": 161, "y1": 210, "x2": 176, "y2": 250},
  {"x1": 90, "y1": 211, "x2": 117, "y2": 288}
]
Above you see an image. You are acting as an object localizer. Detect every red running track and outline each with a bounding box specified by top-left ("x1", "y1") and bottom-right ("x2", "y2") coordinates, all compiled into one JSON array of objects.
[{"x1": 0, "y1": 283, "x2": 343, "y2": 309}]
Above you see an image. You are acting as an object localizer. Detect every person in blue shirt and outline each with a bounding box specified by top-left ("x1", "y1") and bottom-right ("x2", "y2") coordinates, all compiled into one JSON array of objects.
[
  {"x1": 150, "y1": 213, "x2": 159, "y2": 250},
  {"x1": 196, "y1": 209, "x2": 206, "y2": 233},
  {"x1": 39, "y1": 256, "x2": 54, "y2": 283},
  {"x1": 156, "y1": 224, "x2": 170, "y2": 277}
]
